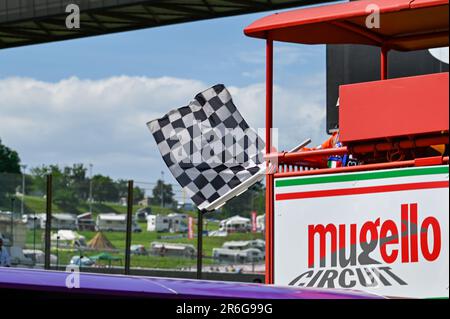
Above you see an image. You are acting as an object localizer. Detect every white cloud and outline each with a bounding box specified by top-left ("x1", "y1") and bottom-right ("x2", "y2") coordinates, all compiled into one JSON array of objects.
[
  {"x1": 0, "y1": 75, "x2": 327, "y2": 183},
  {"x1": 238, "y1": 45, "x2": 319, "y2": 66}
]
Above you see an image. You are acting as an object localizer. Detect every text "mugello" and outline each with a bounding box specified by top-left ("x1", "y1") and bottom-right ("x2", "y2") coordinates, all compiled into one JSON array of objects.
[{"x1": 308, "y1": 203, "x2": 442, "y2": 268}]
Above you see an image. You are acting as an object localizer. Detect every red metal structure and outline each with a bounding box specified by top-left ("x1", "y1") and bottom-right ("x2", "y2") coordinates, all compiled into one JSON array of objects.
[{"x1": 244, "y1": 0, "x2": 449, "y2": 284}]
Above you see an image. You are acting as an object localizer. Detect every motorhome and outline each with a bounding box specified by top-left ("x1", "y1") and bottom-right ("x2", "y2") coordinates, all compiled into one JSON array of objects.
[
  {"x1": 223, "y1": 239, "x2": 265, "y2": 253},
  {"x1": 39, "y1": 213, "x2": 78, "y2": 230},
  {"x1": 146, "y1": 214, "x2": 170, "y2": 232},
  {"x1": 212, "y1": 248, "x2": 264, "y2": 263},
  {"x1": 167, "y1": 213, "x2": 188, "y2": 233},
  {"x1": 95, "y1": 214, "x2": 141, "y2": 232},
  {"x1": 77, "y1": 212, "x2": 95, "y2": 231},
  {"x1": 150, "y1": 242, "x2": 196, "y2": 258},
  {"x1": 146, "y1": 213, "x2": 188, "y2": 233}
]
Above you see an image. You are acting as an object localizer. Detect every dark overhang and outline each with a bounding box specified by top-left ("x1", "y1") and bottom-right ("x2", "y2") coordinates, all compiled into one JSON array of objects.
[{"x1": 0, "y1": 0, "x2": 334, "y2": 50}]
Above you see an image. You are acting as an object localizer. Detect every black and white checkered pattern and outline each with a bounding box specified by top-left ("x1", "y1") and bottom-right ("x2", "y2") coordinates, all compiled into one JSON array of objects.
[{"x1": 148, "y1": 84, "x2": 265, "y2": 211}]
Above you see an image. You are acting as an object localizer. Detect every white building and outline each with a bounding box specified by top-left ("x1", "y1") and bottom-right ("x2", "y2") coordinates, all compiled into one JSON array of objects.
[{"x1": 219, "y1": 215, "x2": 251, "y2": 233}]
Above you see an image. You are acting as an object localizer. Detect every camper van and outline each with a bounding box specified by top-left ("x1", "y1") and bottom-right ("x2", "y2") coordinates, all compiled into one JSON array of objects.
[
  {"x1": 150, "y1": 242, "x2": 196, "y2": 258},
  {"x1": 146, "y1": 214, "x2": 188, "y2": 233},
  {"x1": 77, "y1": 212, "x2": 95, "y2": 231},
  {"x1": 222, "y1": 239, "x2": 265, "y2": 253},
  {"x1": 39, "y1": 213, "x2": 78, "y2": 230},
  {"x1": 212, "y1": 248, "x2": 264, "y2": 263},
  {"x1": 146, "y1": 215, "x2": 170, "y2": 232},
  {"x1": 167, "y1": 213, "x2": 188, "y2": 233},
  {"x1": 95, "y1": 214, "x2": 141, "y2": 232}
]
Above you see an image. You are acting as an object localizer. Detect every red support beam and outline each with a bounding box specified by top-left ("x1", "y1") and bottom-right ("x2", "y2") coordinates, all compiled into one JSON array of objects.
[
  {"x1": 265, "y1": 38, "x2": 274, "y2": 285},
  {"x1": 381, "y1": 46, "x2": 389, "y2": 80}
]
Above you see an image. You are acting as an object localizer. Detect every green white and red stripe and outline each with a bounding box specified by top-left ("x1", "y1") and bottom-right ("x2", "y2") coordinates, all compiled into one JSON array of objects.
[{"x1": 275, "y1": 165, "x2": 449, "y2": 201}]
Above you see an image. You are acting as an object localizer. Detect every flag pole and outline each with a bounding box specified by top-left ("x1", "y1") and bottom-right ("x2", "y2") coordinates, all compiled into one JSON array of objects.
[{"x1": 196, "y1": 209, "x2": 205, "y2": 279}]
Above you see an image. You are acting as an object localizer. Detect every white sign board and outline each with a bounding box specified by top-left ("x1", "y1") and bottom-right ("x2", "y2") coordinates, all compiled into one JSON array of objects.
[{"x1": 274, "y1": 165, "x2": 449, "y2": 298}]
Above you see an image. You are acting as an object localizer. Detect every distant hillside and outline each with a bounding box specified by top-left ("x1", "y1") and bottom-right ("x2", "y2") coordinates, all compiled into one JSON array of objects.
[{"x1": 9, "y1": 195, "x2": 182, "y2": 216}]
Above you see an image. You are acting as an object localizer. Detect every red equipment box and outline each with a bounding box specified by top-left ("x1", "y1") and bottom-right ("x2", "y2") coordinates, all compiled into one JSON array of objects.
[{"x1": 339, "y1": 72, "x2": 449, "y2": 144}]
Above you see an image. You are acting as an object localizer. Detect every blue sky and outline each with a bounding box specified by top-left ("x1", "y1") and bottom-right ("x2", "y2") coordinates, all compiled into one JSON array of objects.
[
  {"x1": 0, "y1": 9, "x2": 328, "y2": 191},
  {"x1": 0, "y1": 11, "x2": 324, "y2": 86}
]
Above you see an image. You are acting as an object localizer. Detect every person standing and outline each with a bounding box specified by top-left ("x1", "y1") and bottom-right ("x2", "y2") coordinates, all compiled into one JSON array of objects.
[{"x1": 0, "y1": 238, "x2": 11, "y2": 267}]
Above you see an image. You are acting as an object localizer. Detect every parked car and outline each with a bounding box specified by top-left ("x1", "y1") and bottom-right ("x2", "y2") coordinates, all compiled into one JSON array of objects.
[
  {"x1": 23, "y1": 249, "x2": 57, "y2": 265},
  {"x1": 130, "y1": 244, "x2": 147, "y2": 255},
  {"x1": 69, "y1": 255, "x2": 96, "y2": 267}
]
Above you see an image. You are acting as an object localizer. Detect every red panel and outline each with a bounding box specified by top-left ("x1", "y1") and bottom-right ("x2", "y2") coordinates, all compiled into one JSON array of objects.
[{"x1": 339, "y1": 72, "x2": 449, "y2": 143}]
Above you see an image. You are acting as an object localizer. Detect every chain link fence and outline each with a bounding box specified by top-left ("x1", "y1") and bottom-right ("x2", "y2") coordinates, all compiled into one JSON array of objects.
[{"x1": 0, "y1": 172, "x2": 265, "y2": 282}]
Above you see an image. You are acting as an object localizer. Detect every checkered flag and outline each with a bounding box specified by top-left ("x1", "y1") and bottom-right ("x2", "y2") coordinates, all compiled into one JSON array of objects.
[{"x1": 148, "y1": 84, "x2": 265, "y2": 211}]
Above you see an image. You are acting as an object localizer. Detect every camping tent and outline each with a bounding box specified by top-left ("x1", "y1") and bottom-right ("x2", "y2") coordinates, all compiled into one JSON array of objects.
[
  {"x1": 51, "y1": 230, "x2": 86, "y2": 248},
  {"x1": 87, "y1": 232, "x2": 116, "y2": 251}
]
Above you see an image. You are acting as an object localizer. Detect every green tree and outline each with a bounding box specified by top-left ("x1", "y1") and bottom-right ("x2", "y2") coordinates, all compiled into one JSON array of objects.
[
  {"x1": 92, "y1": 174, "x2": 119, "y2": 203},
  {"x1": 133, "y1": 186, "x2": 145, "y2": 204},
  {"x1": 0, "y1": 138, "x2": 21, "y2": 174},
  {"x1": 0, "y1": 139, "x2": 22, "y2": 208},
  {"x1": 151, "y1": 180, "x2": 175, "y2": 207},
  {"x1": 116, "y1": 179, "x2": 128, "y2": 199},
  {"x1": 30, "y1": 164, "x2": 80, "y2": 209},
  {"x1": 219, "y1": 182, "x2": 265, "y2": 218},
  {"x1": 70, "y1": 163, "x2": 89, "y2": 201},
  {"x1": 116, "y1": 179, "x2": 145, "y2": 204}
]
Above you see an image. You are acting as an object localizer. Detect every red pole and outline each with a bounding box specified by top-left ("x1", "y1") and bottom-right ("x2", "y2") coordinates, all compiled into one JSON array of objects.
[
  {"x1": 381, "y1": 46, "x2": 389, "y2": 80},
  {"x1": 265, "y1": 39, "x2": 274, "y2": 284}
]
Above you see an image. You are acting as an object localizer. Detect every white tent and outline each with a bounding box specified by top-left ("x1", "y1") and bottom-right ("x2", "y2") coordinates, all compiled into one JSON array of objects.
[
  {"x1": 219, "y1": 215, "x2": 251, "y2": 233},
  {"x1": 51, "y1": 230, "x2": 86, "y2": 248}
]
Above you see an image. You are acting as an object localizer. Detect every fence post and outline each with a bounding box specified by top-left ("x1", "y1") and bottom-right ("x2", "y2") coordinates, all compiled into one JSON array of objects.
[
  {"x1": 44, "y1": 174, "x2": 52, "y2": 270},
  {"x1": 124, "y1": 180, "x2": 134, "y2": 275},
  {"x1": 196, "y1": 210, "x2": 204, "y2": 279}
]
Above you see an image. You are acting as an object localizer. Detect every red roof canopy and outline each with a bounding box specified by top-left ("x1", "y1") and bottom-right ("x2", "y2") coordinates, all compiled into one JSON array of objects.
[{"x1": 244, "y1": 0, "x2": 449, "y2": 51}]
